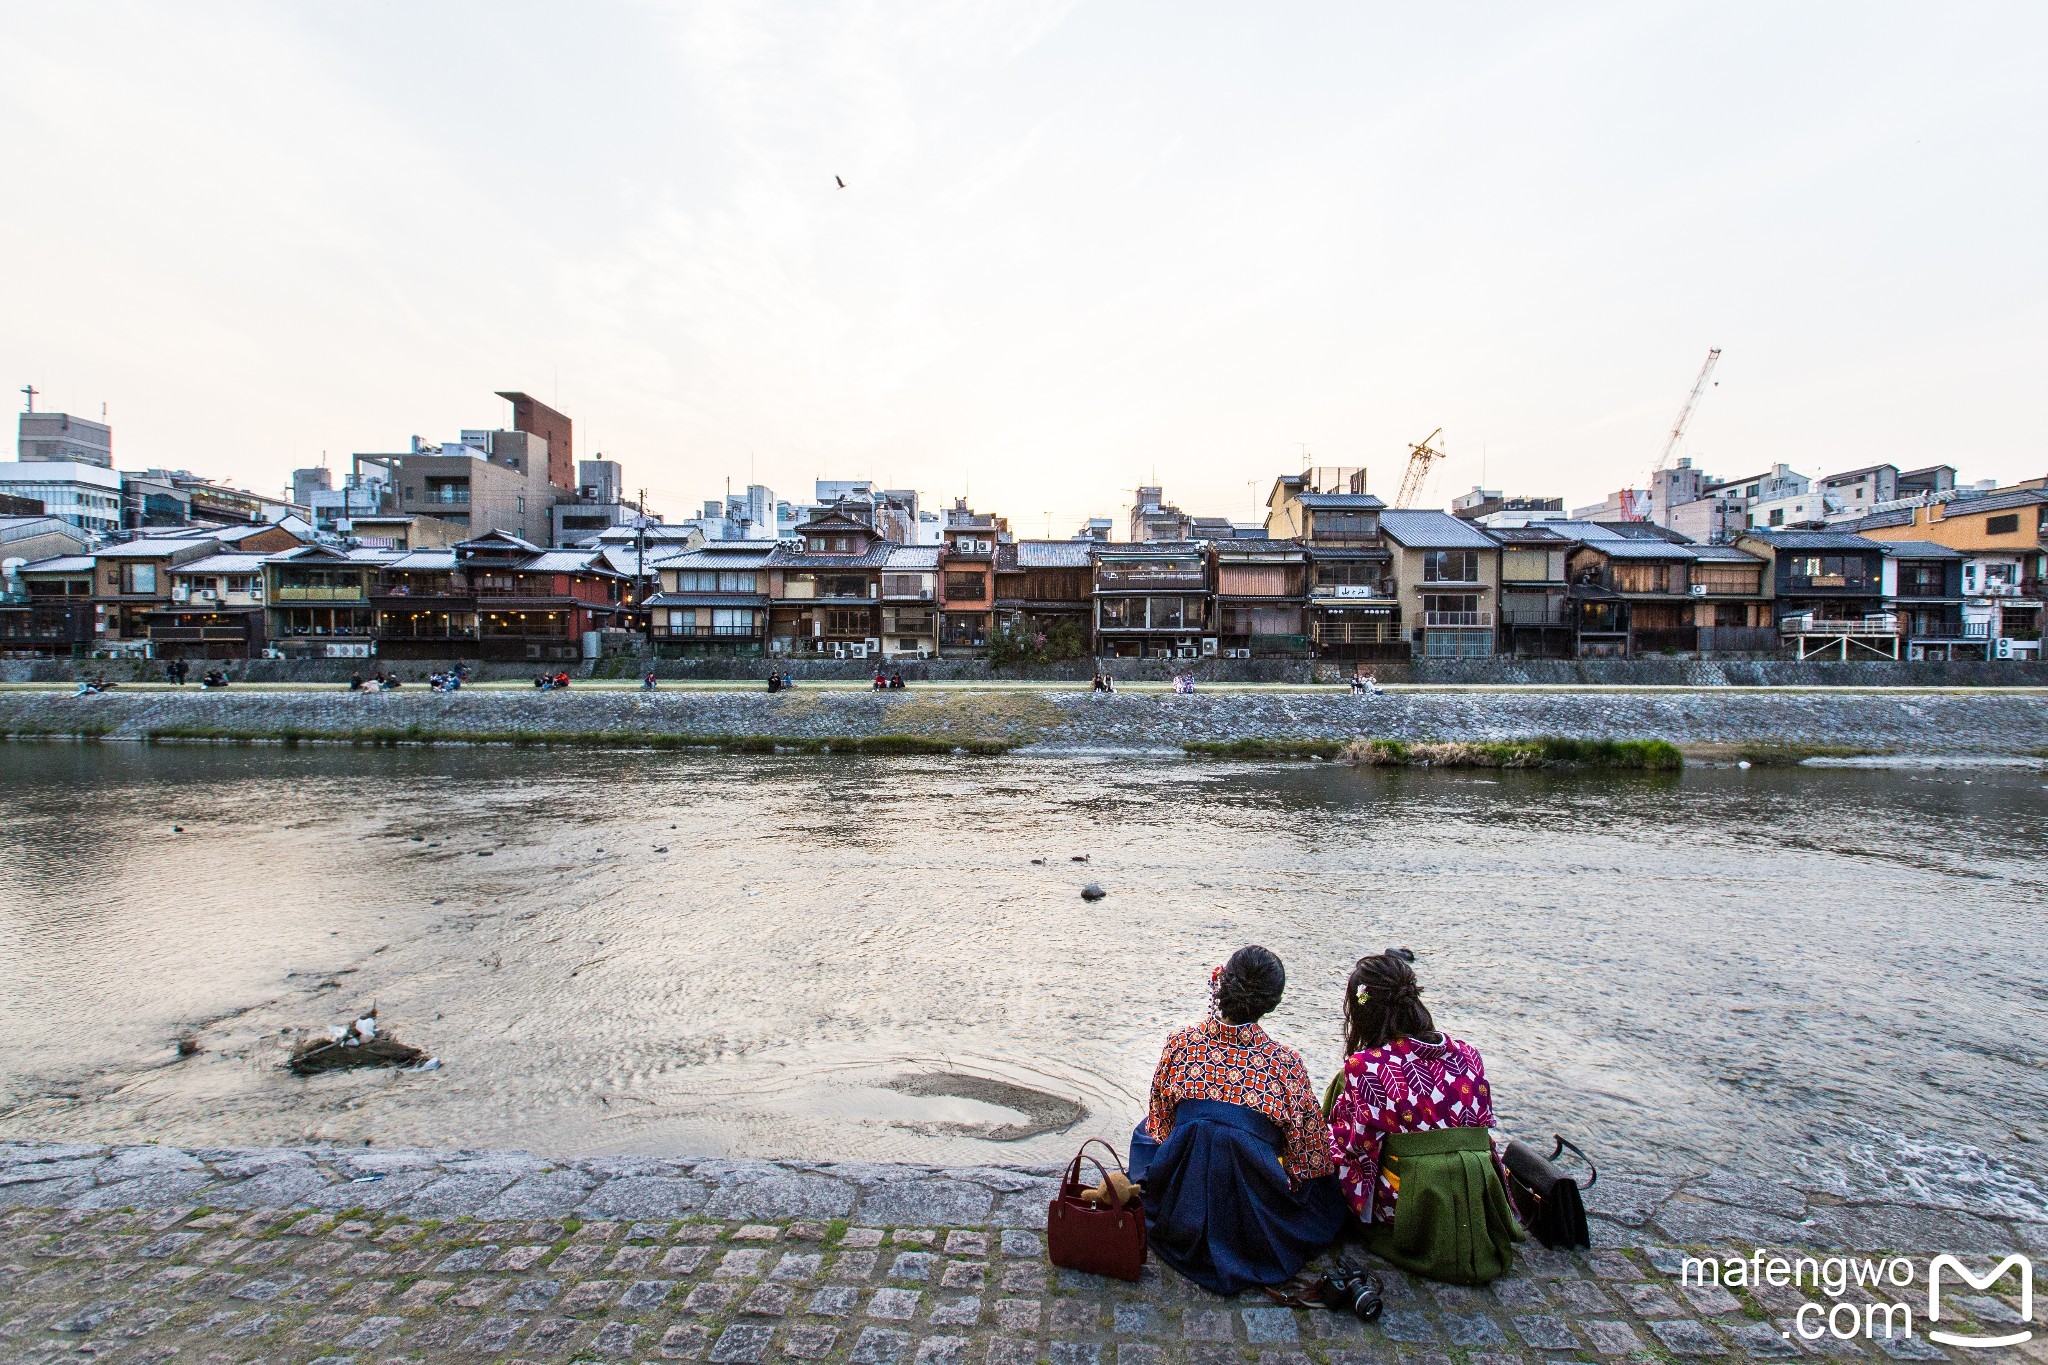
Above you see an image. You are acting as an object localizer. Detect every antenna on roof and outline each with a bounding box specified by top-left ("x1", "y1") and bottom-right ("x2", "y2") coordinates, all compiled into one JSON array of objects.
[{"x1": 20, "y1": 384, "x2": 36, "y2": 413}]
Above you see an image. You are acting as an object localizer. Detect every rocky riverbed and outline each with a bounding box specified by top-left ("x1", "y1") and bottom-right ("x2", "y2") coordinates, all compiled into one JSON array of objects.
[
  {"x1": 4, "y1": 686, "x2": 2048, "y2": 755},
  {"x1": 0, "y1": 1140, "x2": 2040, "y2": 1364}
]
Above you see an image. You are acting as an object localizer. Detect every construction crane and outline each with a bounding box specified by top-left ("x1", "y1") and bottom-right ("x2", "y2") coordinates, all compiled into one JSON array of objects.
[
  {"x1": 1395, "y1": 428, "x2": 1447, "y2": 508},
  {"x1": 1651, "y1": 347, "x2": 1722, "y2": 480}
]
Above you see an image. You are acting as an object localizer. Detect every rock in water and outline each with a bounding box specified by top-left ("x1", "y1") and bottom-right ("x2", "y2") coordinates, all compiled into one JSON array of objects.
[{"x1": 1081, "y1": 883, "x2": 1106, "y2": 901}]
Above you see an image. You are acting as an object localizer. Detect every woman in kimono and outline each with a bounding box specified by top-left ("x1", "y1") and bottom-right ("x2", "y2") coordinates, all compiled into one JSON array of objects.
[
  {"x1": 1325, "y1": 949, "x2": 1520, "y2": 1284},
  {"x1": 1131, "y1": 946, "x2": 1348, "y2": 1295}
]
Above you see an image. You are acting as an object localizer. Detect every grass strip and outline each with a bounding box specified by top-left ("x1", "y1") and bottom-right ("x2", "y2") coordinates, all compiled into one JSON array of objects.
[
  {"x1": 5, "y1": 725, "x2": 1012, "y2": 755},
  {"x1": 1185, "y1": 736, "x2": 1683, "y2": 770},
  {"x1": 1687, "y1": 742, "x2": 1891, "y2": 765}
]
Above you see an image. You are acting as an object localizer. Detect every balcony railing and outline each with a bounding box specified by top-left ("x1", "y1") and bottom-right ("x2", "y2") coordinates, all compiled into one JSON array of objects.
[
  {"x1": 1500, "y1": 605, "x2": 1566, "y2": 626},
  {"x1": 1312, "y1": 620, "x2": 1401, "y2": 645},
  {"x1": 419, "y1": 490, "x2": 470, "y2": 506},
  {"x1": 274, "y1": 585, "x2": 365, "y2": 602},
  {"x1": 1781, "y1": 614, "x2": 1897, "y2": 635},
  {"x1": 652, "y1": 625, "x2": 760, "y2": 640},
  {"x1": 147, "y1": 626, "x2": 252, "y2": 642},
  {"x1": 1424, "y1": 610, "x2": 1494, "y2": 628}
]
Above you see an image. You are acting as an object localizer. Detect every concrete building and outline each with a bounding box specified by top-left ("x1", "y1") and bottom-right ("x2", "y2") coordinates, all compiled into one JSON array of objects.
[
  {"x1": 0, "y1": 460, "x2": 122, "y2": 536},
  {"x1": 1816, "y1": 464, "x2": 1900, "y2": 521},
  {"x1": 495, "y1": 391, "x2": 575, "y2": 492},
  {"x1": 1646, "y1": 458, "x2": 1717, "y2": 528},
  {"x1": 1749, "y1": 489, "x2": 1836, "y2": 530},
  {"x1": 354, "y1": 429, "x2": 559, "y2": 546},
  {"x1": 18, "y1": 411, "x2": 112, "y2": 468},
  {"x1": 551, "y1": 459, "x2": 660, "y2": 547},
  {"x1": 1451, "y1": 488, "x2": 1564, "y2": 522},
  {"x1": 1704, "y1": 464, "x2": 1810, "y2": 510},
  {"x1": 0, "y1": 515, "x2": 92, "y2": 568},
  {"x1": 1378, "y1": 510, "x2": 1501, "y2": 659}
]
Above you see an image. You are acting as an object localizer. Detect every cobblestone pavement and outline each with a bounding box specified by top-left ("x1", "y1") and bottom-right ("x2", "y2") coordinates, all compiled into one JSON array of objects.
[{"x1": 2, "y1": 1144, "x2": 2042, "y2": 1364}]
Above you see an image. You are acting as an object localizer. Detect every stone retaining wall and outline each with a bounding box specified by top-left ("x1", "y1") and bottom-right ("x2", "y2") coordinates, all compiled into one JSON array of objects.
[{"x1": 5, "y1": 687, "x2": 2047, "y2": 754}]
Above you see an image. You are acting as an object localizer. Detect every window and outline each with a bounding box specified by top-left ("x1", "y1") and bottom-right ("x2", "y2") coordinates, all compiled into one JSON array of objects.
[
  {"x1": 1313, "y1": 561, "x2": 1380, "y2": 587},
  {"x1": 1422, "y1": 550, "x2": 1479, "y2": 582},
  {"x1": 1099, "y1": 597, "x2": 1138, "y2": 628},
  {"x1": 1987, "y1": 513, "x2": 2020, "y2": 535},
  {"x1": 823, "y1": 608, "x2": 868, "y2": 635},
  {"x1": 1148, "y1": 597, "x2": 1184, "y2": 629},
  {"x1": 1423, "y1": 593, "x2": 1482, "y2": 626},
  {"x1": 944, "y1": 572, "x2": 985, "y2": 601},
  {"x1": 1768, "y1": 508, "x2": 1785, "y2": 526},
  {"x1": 121, "y1": 564, "x2": 157, "y2": 594},
  {"x1": 1312, "y1": 512, "x2": 1378, "y2": 539},
  {"x1": 711, "y1": 608, "x2": 754, "y2": 636},
  {"x1": 940, "y1": 612, "x2": 988, "y2": 647}
]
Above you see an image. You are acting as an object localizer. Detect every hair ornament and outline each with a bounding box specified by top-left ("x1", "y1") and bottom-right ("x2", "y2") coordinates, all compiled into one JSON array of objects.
[{"x1": 1355, "y1": 985, "x2": 1370, "y2": 1005}]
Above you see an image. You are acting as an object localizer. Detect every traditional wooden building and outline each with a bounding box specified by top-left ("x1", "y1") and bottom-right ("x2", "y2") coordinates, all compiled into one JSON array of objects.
[
  {"x1": 1379, "y1": 510, "x2": 1499, "y2": 659},
  {"x1": 264, "y1": 544, "x2": 388, "y2": 659},
  {"x1": 371, "y1": 530, "x2": 627, "y2": 661},
  {"x1": 938, "y1": 509, "x2": 1001, "y2": 655},
  {"x1": 1490, "y1": 525, "x2": 1574, "y2": 658},
  {"x1": 993, "y1": 541, "x2": 1093, "y2": 652},
  {"x1": 1735, "y1": 528, "x2": 1893, "y2": 660},
  {"x1": 1092, "y1": 542, "x2": 1212, "y2": 658},
  {"x1": 646, "y1": 541, "x2": 775, "y2": 656},
  {"x1": 1213, "y1": 540, "x2": 1308, "y2": 658},
  {"x1": 1876, "y1": 541, "x2": 1983, "y2": 660},
  {"x1": 150, "y1": 552, "x2": 272, "y2": 660},
  {"x1": 879, "y1": 545, "x2": 939, "y2": 658},
  {"x1": 0, "y1": 553, "x2": 97, "y2": 658},
  {"x1": 1564, "y1": 533, "x2": 1769, "y2": 658},
  {"x1": 766, "y1": 508, "x2": 891, "y2": 659}
]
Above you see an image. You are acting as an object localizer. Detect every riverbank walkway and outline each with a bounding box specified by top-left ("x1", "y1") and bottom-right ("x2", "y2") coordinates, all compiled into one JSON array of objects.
[{"x1": 2, "y1": 1142, "x2": 2039, "y2": 1363}]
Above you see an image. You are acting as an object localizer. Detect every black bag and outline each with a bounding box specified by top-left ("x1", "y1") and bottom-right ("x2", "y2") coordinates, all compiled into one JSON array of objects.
[{"x1": 1502, "y1": 1136, "x2": 1595, "y2": 1249}]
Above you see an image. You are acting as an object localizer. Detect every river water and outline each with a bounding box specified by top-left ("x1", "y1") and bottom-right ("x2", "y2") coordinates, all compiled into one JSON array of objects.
[{"x1": 2, "y1": 745, "x2": 2043, "y2": 1220}]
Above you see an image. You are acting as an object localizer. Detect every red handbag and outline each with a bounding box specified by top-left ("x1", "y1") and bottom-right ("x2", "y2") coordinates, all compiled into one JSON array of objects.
[{"x1": 1046, "y1": 1138, "x2": 1147, "y2": 1282}]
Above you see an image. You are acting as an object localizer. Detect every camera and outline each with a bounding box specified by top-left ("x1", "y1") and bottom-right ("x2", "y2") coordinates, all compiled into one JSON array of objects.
[{"x1": 1315, "y1": 1267, "x2": 1385, "y2": 1321}]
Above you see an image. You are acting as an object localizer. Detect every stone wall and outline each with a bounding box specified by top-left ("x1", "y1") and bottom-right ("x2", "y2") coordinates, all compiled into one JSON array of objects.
[{"x1": 5, "y1": 686, "x2": 2046, "y2": 754}]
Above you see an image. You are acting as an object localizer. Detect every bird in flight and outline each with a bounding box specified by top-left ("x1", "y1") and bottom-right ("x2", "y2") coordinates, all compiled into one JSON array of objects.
[{"x1": 835, "y1": 175, "x2": 846, "y2": 189}]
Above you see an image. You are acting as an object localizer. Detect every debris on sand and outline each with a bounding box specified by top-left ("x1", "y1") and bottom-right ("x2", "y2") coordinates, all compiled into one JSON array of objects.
[
  {"x1": 288, "y1": 1009, "x2": 428, "y2": 1076},
  {"x1": 1081, "y1": 882, "x2": 1106, "y2": 901}
]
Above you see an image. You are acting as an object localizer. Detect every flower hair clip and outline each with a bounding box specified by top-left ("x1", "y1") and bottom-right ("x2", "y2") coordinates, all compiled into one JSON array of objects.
[{"x1": 1355, "y1": 985, "x2": 1370, "y2": 1005}]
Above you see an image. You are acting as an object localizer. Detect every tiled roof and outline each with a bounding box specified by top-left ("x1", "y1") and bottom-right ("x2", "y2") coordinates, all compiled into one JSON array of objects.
[
  {"x1": 95, "y1": 538, "x2": 215, "y2": 557},
  {"x1": 1944, "y1": 487, "x2": 2048, "y2": 515},
  {"x1": 1877, "y1": 540, "x2": 1963, "y2": 559},
  {"x1": 1818, "y1": 463, "x2": 1897, "y2": 485},
  {"x1": 1690, "y1": 544, "x2": 1765, "y2": 563},
  {"x1": 1585, "y1": 539, "x2": 1700, "y2": 560},
  {"x1": 767, "y1": 541, "x2": 894, "y2": 568},
  {"x1": 1297, "y1": 493, "x2": 1387, "y2": 510},
  {"x1": 526, "y1": 550, "x2": 622, "y2": 575},
  {"x1": 1013, "y1": 540, "x2": 1096, "y2": 569},
  {"x1": 172, "y1": 553, "x2": 272, "y2": 574},
  {"x1": 1837, "y1": 509, "x2": 1915, "y2": 531},
  {"x1": 642, "y1": 592, "x2": 767, "y2": 609},
  {"x1": 662, "y1": 543, "x2": 779, "y2": 569},
  {"x1": 386, "y1": 551, "x2": 458, "y2": 570},
  {"x1": 1377, "y1": 510, "x2": 1496, "y2": 549},
  {"x1": 19, "y1": 555, "x2": 96, "y2": 573},
  {"x1": 1739, "y1": 529, "x2": 1882, "y2": 551},
  {"x1": 884, "y1": 546, "x2": 941, "y2": 569}
]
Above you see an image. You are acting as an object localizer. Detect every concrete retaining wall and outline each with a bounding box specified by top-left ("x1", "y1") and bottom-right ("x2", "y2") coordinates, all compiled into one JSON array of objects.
[{"x1": 6, "y1": 686, "x2": 2046, "y2": 754}]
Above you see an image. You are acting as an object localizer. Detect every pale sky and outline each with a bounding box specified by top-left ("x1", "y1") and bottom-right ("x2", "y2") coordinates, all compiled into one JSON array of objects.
[{"x1": 4, "y1": 1, "x2": 2043, "y2": 533}]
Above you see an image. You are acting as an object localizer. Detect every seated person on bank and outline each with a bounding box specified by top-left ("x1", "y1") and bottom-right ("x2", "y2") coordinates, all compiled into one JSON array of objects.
[
  {"x1": 1131, "y1": 946, "x2": 1348, "y2": 1295},
  {"x1": 1325, "y1": 949, "x2": 1521, "y2": 1285}
]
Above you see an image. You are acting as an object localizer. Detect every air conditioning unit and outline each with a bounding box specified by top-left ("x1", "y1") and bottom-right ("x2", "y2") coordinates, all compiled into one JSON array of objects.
[
  {"x1": 1225, "y1": 648, "x2": 1251, "y2": 659},
  {"x1": 1689, "y1": 585, "x2": 1707, "y2": 597},
  {"x1": 1996, "y1": 637, "x2": 2015, "y2": 659},
  {"x1": 864, "y1": 637, "x2": 881, "y2": 652},
  {"x1": 919, "y1": 590, "x2": 931, "y2": 600},
  {"x1": 850, "y1": 643, "x2": 869, "y2": 659},
  {"x1": 1202, "y1": 637, "x2": 1219, "y2": 656},
  {"x1": 915, "y1": 646, "x2": 930, "y2": 659},
  {"x1": 831, "y1": 643, "x2": 847, "y2": 659}
]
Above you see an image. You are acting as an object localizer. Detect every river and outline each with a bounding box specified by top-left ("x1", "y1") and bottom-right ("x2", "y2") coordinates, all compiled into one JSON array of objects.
[{"x1": 1, "y1": 744, "x2": 2043, "y2": 1221}]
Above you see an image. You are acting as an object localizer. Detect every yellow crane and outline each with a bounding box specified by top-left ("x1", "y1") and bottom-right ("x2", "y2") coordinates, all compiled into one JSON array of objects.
[{"x1": 1395, "y1": 428, "x2": 1447, "y2": 508}]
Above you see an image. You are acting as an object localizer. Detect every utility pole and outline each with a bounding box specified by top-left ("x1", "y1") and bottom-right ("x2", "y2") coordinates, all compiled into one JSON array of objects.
[
  {"x1": 20, "y1": 384, "x2": 36, "y2": 413},
  {"x1": 636, "y1": 486, "x2": 651, "y2": 645}
]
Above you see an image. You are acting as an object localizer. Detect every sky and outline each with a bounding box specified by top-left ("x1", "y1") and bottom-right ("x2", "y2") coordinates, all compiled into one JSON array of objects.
[{"x1": 3, "y1": 0, "x2": 2043, "y2": 534}]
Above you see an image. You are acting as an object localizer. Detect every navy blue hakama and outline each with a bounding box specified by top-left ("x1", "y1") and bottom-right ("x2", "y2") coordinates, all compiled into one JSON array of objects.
[{"x1": 1129, "y1": 1099, "x2": 1348, "y2": 1296}]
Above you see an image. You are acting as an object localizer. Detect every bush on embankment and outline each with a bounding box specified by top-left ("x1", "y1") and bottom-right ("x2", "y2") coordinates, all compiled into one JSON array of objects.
[{"x1": 1184, "y1": 736, "x2": 1684, "y2": 770}]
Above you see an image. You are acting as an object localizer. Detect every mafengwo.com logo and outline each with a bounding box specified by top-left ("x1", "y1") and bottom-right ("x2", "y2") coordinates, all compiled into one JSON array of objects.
[{"x1": 1928, "y1": 1255, "x2": 2034, "y2": 1351}]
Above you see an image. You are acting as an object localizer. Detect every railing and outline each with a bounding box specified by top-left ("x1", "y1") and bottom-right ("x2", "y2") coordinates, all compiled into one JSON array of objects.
[
  {"x1": 1500, "y1": 605, "x2": 1566, "y2": 626},
  {"x1": 1629, "y1": 626, "x2": 1699, "y2": 653},
  {"x1": 1244, "y1": 633, "x2": 1312, "y2": 655},
  {"x1": 1094, "y1": 571, "x2": 1207, "y2": 590},
  {"x1": 474, "y1": 582, "x2": 572, "y2": 600},
  {"x1": 1312, "y1": 620, "x2": 1401, "y2": 645},
  {"x1": 419, "y1": 490, "x2": 470, "y2": 506},
  {"x1": 1784, "y1": 577, "x2": 1872, "y2": 593},
  {"x1": 652, "y1": 625, "x2": 759, "y2": 640},
  {"x1": 1781, "y1": 614, "x2": 1897, "y2": 635},
  {"x1": 147, "y1": 626, "x2": 251, "y2": 642},
  {"x1": 1907, "y1": 619, "x2": 1989, "y2": 639},
  {"x1": 274, "y1": 585, "x2": 365, "y2": 602},
  {"x1": 1424, "y1": 610, "x2": 1494, "y2": 628}
]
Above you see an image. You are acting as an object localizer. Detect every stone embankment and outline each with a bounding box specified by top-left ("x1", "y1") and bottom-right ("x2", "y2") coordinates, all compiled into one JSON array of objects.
[
  {"x1": 0, "y1": 1141, "x2": 2038, "y2": 1363},
  {"x1": 3, "y1": 686, "x2": 2047, "y2": 756}
]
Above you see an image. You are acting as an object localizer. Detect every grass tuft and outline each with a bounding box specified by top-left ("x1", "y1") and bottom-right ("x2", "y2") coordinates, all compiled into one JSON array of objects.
[{"x1": 1186, "y1": 735, "x2": 1683, "y2": 770}]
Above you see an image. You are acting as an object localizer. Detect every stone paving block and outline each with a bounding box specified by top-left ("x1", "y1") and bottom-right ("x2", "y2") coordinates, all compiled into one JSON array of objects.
[
  {"x1": 773, "y1": 1251, "x2": 824, "y2": 1282},
  {"x1": 1053, "y1": 1300, "x2": 1103, "y2": 1333},
  {"x1": 580, "y1": 1176, "x2": 707, "y2": 1220},
  {"x1": 1441, "y1": 1313, "x2": 1510, "y2": 1348},
  {"x1": 837, "y1": 1249, "x2": 883, "y2": 1281},
  {"x1": 1491, "y1": 1278, "x2": 1548, "y2": 1309},
  {"x1": 843, "y1": 1228, "x2": 886, "y2": 1247},
  {"x1": 994, "y1": 1297, "x2": 1042, "y2": 1333},
  {"x1": 1000, "y1": 1231, "x2": 1043, "y2": 1258},
  {"x1": 720, "y1": 1248, "x2": 773, "y2": 1279},
  {"x1": 736, "y1": 1223, "x2": 785, "y2": 1241},
  {"x1": 1183, "y1": 1308, "x2": 1236, "y2": 1341},
  {"x1": 453, "y1": 1278, "x2": 508, "y2": 1308},
  {"x1": 1872, "y1": 1335, "x2": 1948, "y2": 1361},
  {"x1": 1050, "y1": 1345, "x2": 1103, "y2": 1365},
  {"x1": 1003, "y1": 1263, "x2": 1049, "y2": 1293},
  {"x1": 1115, "y1": 1303, "x2": 1165, "y2": 1337},
  {"x1": 783, "y1": 1323, "x2": 843, "y2": 1359},
  {"x1": 622, "y1": 1278, "x2": 680, "y2": 1310},
  {"x1": 1511, "y1": 1313, "x2": 1581, "y2": 1351},
  {"x1": 506, "y1": 1278, "x2": 562, "y2": 1310},
  {"x1": 811, "y1": 1285, "x2": 862, "y2": 1316},
  {"x1": 942, "y1": 1259, "x2": 987, "y2": 1289},
  {"x1": 576, "y1": 1218, "x2": 626, "y2": 1240},
  {"x1": 895, "y1": 1228, "x2": 939, "y2": 1246},
  {"x1": 563, "y1": 1277, "x2": 621, "y2": 1311},
  {"x1": 1242, "y1": 1307, "x2": 1300, "y2": 1343},
  {"x1": 665, "y1": 1245, "x2": 713, "y2": 1274},
  {"x1": 339, "y1": 1314, "x2": 405, "y2": 1347},
  {"x1": 919, "y1": 1335, "x2": 973, "y2": 1365},
  {"x1": 853, "y1": 1325, "x2": 915, "y2": 1364},
  {"x1": 1648, "y1": 1318, "x2": 1729, "y2": 1355},
  {"x1": 946, "y1": 1232, "x2": 989, "y2": 1256},
  {"x1": 555, "y1": 1242, "x2": 606, "y2": 1270},
  {"x1": 746, "y1": 1282, "x2": 797, "y2": 1315},
  {"x1": 1581, "y1": 1319, "x2": 1645, "y2": 1356},
  {"x1": 1619, "y1": 1282, "x2": 1685, "y2": 1316},
  {"x1": 869, "y1": 1287, "x2": 923, "y2": 1319},
  {"x1": 711, "y1": 1322, "x2": 778, "y2": 1363},
  {"x1": 435, "y1": 1242, "x2": 499, "y2": 1272},
  {"x1": 1683, "y1": 1283, "x2": 1746, "y2": 1316},
  {"x1": 1375, "y1": 1308, "x2": 1436, "y2": 1343},
  {"x1": 689, "y1": 1282, "x2": 743, "y2": 1314},
  {"x1": 1722, "y1": 1320, "x2": 1801, "y2": 1358},
  {"x1": 661, "y1": 1321, "x2": 714, "y2": 1359},
  {"x1": 527, "y1": 1312, "x2": 584, "y2": 1352},
  {"x1": 1551, "y1": 1279, "x2": 1616, "y2": 1314},
  {"x1": 493, "y1": 1243, "x2": 554, "y2": 1270},
  {"x1": 610, "y1": 1243, "x2": 656, "y2": 1271},
  {"x1": 893, "y1": 1251, "x2": 939, "y2": 1281},
  {"x1": 988, "y1": 1337, "x2": 1041, "y2": 1365}
]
